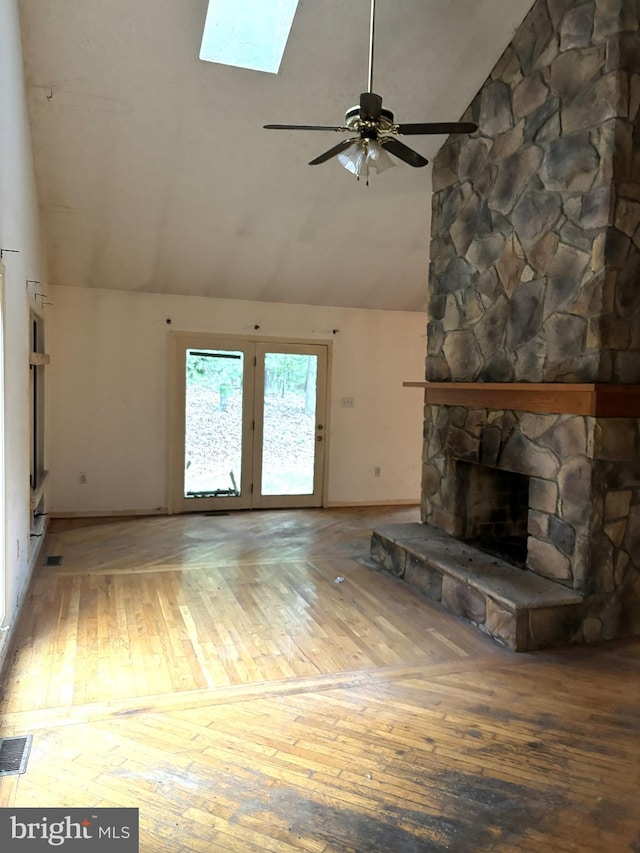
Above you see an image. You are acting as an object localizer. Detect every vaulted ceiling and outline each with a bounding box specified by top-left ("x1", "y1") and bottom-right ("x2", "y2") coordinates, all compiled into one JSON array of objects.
[{"x1": 19, "y1": 0, "x2": 533, "y2": 311}]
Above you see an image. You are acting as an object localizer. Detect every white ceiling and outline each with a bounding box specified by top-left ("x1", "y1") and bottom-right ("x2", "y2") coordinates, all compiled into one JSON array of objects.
[{"x1": 19, "y1": 0, "x2": 533, "y2": 311}]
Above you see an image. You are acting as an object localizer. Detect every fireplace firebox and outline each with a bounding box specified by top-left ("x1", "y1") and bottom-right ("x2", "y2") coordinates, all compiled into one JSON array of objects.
[{"x1": 457, "y1": 461, "x2": 529, "y2": 568}]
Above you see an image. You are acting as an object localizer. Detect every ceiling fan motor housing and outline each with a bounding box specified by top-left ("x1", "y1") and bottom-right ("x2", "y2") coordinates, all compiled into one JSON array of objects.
[{"x1": 345, "y1": 104, "x2": 395, "y2": 131}]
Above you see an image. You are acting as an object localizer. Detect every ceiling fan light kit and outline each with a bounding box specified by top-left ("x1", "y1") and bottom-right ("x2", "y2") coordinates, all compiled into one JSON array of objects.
[
  {"x1": 263, "y1": 0, "x2": 478, "y2": 179},
  {"x1": 337, "y1": 139, "x2": 395, "y2": 178}
]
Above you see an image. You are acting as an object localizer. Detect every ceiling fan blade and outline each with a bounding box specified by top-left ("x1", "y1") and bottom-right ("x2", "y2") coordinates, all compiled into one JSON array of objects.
[
  {"x1": 379, "y1": 136, "x2": 428, "y2": 167},
  {"x1": 395, "y1": 121, "x2": 478, "y2": 136},
  {"x1": 309, "y1": 138, "x2": 359, "y2": 165},
  {"x1": 264, "y1": 124, "x2": 349, "y2": 132},
  {"x1": 360, "y1": 92, "x2": 383, "y2": 121}
]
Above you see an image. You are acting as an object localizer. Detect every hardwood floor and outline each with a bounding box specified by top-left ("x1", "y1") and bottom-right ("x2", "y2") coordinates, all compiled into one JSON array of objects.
[{"x1": 1, "y1": 506, "x2": 639, "y2": 851}]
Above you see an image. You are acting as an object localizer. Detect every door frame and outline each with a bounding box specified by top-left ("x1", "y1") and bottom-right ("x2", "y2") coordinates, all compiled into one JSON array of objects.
[
  {"x1": 251, "y1": 341, "x2": 328, "y2": 510},
  {"x1": 168, "y1": 331, "x2": 332, "y2": 514}
]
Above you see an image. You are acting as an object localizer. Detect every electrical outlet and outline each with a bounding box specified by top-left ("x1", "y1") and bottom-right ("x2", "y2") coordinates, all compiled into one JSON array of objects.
[
  {"x1": 374, "y1": 466, "x2": 381, "y2": 477},
  {"x1": 79, "y1": 473, "x2": 87, "y2": 484}
]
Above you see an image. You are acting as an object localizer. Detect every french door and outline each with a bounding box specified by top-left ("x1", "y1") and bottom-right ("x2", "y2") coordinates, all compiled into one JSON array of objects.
[{"x1": 169, "y1": 334, "x2": 328, "y2": 512}]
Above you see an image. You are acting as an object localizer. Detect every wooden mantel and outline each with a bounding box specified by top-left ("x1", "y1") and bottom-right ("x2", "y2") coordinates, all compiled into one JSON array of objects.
[{"x1": 402, "y1": 382, "x2": 640, "y2": 417}]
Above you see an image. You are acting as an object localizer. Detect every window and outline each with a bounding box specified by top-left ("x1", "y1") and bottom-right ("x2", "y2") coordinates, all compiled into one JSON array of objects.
[
  {"x1": 28, "y1": 312, "x2": 49, "y2": 556},
  {"x1": 199, "y1": 0, "x2": 300, "y2": 73},
  {"x1": 29, "y1": 312, "x2": 46, "y2": 492}
]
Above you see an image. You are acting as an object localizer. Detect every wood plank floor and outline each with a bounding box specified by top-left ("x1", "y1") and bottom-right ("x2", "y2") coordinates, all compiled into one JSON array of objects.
[{"x1": 1, "y1": 506, "x2": 639, "y2": 852}]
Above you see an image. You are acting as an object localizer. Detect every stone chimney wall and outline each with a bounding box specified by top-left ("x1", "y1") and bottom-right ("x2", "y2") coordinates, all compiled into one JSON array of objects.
[
  {"x1": 420, "y1": 0, "x2": 640, "y2": 644},
  {"x1": 427, "y1": 0, "x2": 640, "y2": 384}
]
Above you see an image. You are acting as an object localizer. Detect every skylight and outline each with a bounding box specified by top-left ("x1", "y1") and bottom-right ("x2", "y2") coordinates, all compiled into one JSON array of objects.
[{"x1": 200, "y1": 0, "x2": 300, "y2": 74}]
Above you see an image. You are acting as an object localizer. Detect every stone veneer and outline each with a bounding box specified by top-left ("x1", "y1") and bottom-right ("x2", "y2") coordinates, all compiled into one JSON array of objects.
[
  {"x1": 386, "y1": 0, "x2": 640, "y2": 648},
  {"x1": 422, "y1": 408, "x2": 640, "y2": 641},
  {"x1": 428, "y1": 0, "x2": 640, "y2": 383}
]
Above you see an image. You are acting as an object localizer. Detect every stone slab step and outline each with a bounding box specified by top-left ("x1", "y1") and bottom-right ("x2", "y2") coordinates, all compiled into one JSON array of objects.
[{"x1": 370, "y1": 523, "x2": 584, "y2": 651}]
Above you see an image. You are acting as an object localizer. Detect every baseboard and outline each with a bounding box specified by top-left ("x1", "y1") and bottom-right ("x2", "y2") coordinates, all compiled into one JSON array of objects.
[
  {"x1": 325, "y1": 499, "x2": 420, "y2": 508},
  {"x1": 49, "y1": 508, "x2": 168, "y2": 519},
  {"x1": 51, "y1": 504, "x2": 418, "y2": 517}
]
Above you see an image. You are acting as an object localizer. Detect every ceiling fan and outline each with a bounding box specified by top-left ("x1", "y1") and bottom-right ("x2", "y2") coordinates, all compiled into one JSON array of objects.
[{"x1": 263, "y1": 0, "x2": 477, "y2": 177}]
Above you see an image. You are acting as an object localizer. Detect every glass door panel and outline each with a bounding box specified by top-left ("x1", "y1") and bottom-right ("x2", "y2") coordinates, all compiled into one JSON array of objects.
[
  {"x1": 184, "y1": 349, "x2": 244, "y2": 499},
  {"x1": 170, "y1": 335, "x2": 255, "y2": 513},
  {"x1": 261, "y1": 352, "x2": 318, "y2": 496}
]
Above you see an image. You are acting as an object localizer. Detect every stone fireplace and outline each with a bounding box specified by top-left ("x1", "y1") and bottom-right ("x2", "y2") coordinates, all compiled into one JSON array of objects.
[{"x1": 371, "y1": 0, "x2": 640, "y2": 649}]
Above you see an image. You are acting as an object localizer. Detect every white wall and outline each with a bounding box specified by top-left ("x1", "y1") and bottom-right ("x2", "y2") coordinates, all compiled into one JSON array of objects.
[
  {"x1": 0, "y1": 0, "x2": 49, "y2": 661},
  {"x1": 48, "y1": 287, "x2": 426, "y2": 513}
]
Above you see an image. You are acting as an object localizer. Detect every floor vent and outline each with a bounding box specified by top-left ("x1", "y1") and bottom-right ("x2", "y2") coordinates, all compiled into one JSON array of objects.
[
  {"x1": 0, "y1": 735, "x2": 33, "y2": 776},
  {"x1": 45, "y1": 555, "x2": 63, "y2": 566}
]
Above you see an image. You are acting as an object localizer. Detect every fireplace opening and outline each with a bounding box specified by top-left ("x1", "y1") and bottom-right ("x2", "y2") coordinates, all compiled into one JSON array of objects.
[{"x1": 456, "y1": 461, "x2": 530, "y2": 568}]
